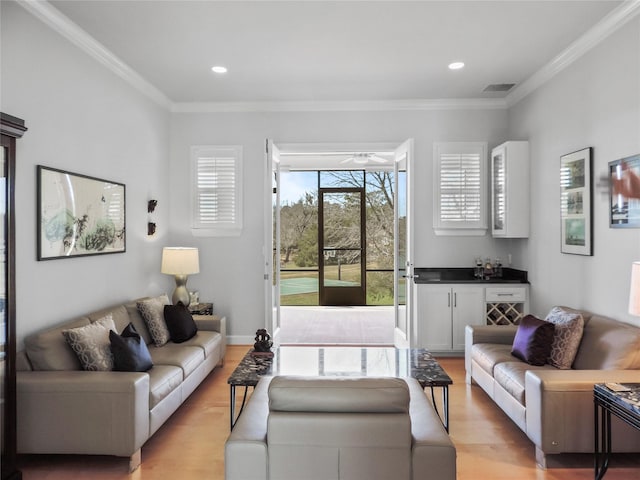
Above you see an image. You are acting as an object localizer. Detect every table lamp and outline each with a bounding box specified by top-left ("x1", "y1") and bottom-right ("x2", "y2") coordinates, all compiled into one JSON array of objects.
[
  {"x1": 629, "y1": 261, "x2": 640, "y2": 316},
  {"x1": 161, "y1": 247, "x2": 200, "y2": 307}
]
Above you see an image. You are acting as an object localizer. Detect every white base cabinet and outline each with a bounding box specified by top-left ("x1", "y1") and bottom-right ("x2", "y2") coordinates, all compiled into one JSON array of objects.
[
  {"x1": 415, "y1": 284, "x2": 485, "y2": 352},
  {"x1": 485, "y1": 286, "x2": 529, "y2": 325}
]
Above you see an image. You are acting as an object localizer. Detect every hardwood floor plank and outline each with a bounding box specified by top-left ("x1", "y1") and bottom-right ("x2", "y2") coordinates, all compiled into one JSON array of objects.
[{"x1": 17, "y1": 345, "x2": 639, "y2": 479}]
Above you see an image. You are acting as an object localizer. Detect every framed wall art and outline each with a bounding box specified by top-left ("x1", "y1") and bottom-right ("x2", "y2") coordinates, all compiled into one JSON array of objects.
[
  {"x1": 609, "y1": 154, "x2": 640, "y2": 228},
  {"x1": 560, "y1": 147, "x2": 592, "y2": 256},
  {"x1": 37, "y1": 165, "x2": 126, "y2": 260}
]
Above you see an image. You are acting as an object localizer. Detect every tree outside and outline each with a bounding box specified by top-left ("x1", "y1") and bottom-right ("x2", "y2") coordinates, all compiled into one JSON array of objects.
[{"x1": 278, "y1": 170, "x2": 397, "y2": 306}]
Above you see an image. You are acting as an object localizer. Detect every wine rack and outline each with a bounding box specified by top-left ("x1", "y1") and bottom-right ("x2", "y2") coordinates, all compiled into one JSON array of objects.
[
  {"x1": 484, "y1": 286, "x2": 529, "y2": 326},
  {"x1": 486, "y1": 302, "x2": 525, "y2": 325}
]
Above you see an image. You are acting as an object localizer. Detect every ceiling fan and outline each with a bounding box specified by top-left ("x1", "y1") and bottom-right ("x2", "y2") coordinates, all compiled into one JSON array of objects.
[{"x1": 339, "y1": 153, "x2": 389, "y2": 165}]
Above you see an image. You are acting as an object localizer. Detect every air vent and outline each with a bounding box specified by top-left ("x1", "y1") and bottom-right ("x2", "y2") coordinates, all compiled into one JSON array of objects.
[{"x1": 483, "y1": 83, "x2": 516, "y2": 93}]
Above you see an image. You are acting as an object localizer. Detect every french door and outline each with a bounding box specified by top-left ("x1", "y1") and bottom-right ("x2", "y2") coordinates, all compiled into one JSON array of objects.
[
  {"x1": 265, "y1": 139, "x2": 281, "y2": 344},
  {"x1": 394, "y1": 139, "x2": 414, "y2": 347},
  {"x1": 265, "y1": 139, "x2": 414, "y2": 347}
]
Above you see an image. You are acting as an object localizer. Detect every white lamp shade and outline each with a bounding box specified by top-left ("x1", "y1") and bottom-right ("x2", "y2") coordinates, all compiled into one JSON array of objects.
[
  {"x1": 629, "y1": 261, "x2": 640, "y2": 316},
  {"x1": 161, "y1": 247, "x2": 200, "y2": 275}
]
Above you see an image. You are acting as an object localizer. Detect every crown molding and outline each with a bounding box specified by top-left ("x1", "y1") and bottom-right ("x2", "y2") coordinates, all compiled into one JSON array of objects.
[
  {"x1": 20, "y1": 0, "x2": 639, "y2": 114},
  {"x1": 171, "y1": 98, "x2": 508, "y2": 113},
  {"x1": 18, "y1": 0, "x2": 171, "y2": 109},
  {"x1": 506, "y1": 0, "x2": 640, "y2": 107}
]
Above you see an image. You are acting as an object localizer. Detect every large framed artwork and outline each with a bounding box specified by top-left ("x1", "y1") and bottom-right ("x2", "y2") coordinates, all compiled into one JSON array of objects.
[
  {"x1": 37, "y1": 166, "x2": 126, "y2": 260},
  {"x1": 560, "y1": 147, "x2": 592, "y2": 256},
  {"x1": 609, "y1": 154, "x2": 640, "y2": 228}
]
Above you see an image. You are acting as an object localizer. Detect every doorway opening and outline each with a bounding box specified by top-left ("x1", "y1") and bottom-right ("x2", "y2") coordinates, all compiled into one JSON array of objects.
[
  {"x1": 266, "y1": 142, "x2": 414, "y2": 347},
  {"x1": 319, "y1": 186, "x2": 366, "y2": 306}
]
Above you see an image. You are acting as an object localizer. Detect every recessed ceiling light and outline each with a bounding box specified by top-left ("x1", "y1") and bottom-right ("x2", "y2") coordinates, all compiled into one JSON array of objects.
[
  {"x1": 448, "y1": 62, "x2": 465, "y2": 70},
  {"x1": 211, "y1": 66, "x2": 228, "y2": 74}
]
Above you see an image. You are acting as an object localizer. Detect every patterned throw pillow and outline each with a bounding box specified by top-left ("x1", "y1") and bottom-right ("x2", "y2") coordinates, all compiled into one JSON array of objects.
[
  {"x1": 137, "y1": 294, "x2": 171, "y2": 347},
  {"x1": 545, "y1": 307, "x2": 585, "y2": 369},
  {"x1": 62, "y1": 315, "x2": 116, "y2": 371}
]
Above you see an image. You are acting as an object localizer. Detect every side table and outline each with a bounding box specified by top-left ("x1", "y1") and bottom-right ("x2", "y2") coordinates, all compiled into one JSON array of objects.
[{"x1": 594, "y1": 383, "x2": 640, "y2": 480}]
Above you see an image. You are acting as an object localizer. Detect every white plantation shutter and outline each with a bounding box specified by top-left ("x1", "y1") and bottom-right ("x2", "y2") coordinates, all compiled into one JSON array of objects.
[
  {"x1": 191, "y1": 145, "x2": 243, "y2": 236},
  {"x1": 433, "y1": 142, "x2": 487, "y2": 235}
]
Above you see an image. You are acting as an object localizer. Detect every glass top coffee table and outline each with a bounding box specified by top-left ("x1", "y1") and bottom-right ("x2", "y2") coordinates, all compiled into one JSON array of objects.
[{"x1": 227, "y1": 346, "x2": 453, "y2": 431}]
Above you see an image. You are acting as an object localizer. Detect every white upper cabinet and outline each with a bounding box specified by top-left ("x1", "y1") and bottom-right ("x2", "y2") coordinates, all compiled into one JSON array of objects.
[
  {"x1": 491, "y1": 141, "x2": 529, "y2": 238},
  {"x1": 433, "y1": 142, "x2": 488, "y2": 236}
]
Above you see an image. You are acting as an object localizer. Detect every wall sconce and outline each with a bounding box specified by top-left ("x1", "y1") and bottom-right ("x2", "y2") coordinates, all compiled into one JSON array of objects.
[{"x1": 148, "y1": 199, "x2": 158, "y2": 236}]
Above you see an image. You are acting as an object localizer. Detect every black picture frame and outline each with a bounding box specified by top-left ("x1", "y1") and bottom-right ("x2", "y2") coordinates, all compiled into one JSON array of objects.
[
  {"x1": 560, "y1": 147, "x2": 592, "y2": 256},
  {"x1": 37, "y1": 165, "x2": 126, "y2": 260},
  {"x1": 609, "y1": 154, "x2": 640, "y2": 228}
]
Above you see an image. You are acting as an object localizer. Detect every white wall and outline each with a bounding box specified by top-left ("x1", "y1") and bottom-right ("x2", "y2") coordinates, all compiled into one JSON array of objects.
[
  {"x1": 1, "y1": 3, "x2": 171, "y2": 346},
  {"x1": 12, "y1": 2, "x2": 634, "y2": 346},
  {"x1": 170, "y1": 108, "x2": 514, "y2": 342},
  {"x1": 508, "y1": 17, "x2": 640, "y2": 324}
]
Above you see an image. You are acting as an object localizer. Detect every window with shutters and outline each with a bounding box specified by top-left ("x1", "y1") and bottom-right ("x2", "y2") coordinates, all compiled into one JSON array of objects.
[
  {"x1": 433, "y1": 142, "x2": 487, "y2": 236},
  {"x1": 190, "y1": 145, "x2": 243, "y2": 236}
]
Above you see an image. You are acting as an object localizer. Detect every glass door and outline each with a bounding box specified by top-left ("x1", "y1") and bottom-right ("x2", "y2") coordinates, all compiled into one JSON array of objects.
[
  {"x1": 265, "y1": 139, "x2": 281, "y2": 344},
  {"x1": 492, "y1": 146, "x2": 506, "y2": 235},
  {"x1": 394, "y1": 139, "x2": 413, "y2": 347},
  {"x1": 319, "y1": 188, "x2": 366, "y2": 306}
]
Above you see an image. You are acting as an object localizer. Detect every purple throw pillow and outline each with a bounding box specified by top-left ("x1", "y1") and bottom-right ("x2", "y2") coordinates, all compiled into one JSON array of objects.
[{"x1": 511, "y1": 315, "x2": 555, "y2": 366}]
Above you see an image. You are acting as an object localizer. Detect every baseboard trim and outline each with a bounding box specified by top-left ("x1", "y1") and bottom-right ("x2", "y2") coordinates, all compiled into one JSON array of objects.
[{"x1": 227, "y1": 335, "x2": 254, "y2": 345}]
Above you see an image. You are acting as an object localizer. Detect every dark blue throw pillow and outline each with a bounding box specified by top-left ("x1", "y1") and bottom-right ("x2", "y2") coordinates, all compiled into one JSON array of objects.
[
  {"x1": 164, "y1": 303, "x2": 198, "y2": 343},
  {"x1": 109, "y1": 323, "x2": 153, "y2": 372},
  {"x1": 511, "y1": 315, "x2": 555, "y2": 366}
]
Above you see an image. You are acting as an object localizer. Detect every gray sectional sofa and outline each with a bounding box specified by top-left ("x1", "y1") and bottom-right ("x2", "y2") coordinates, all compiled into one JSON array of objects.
[
  {"x1": 15, "y1": 297, "x2": 226, "y2": 471},
  {"x1": 465, "y1": 306, "x2": 640, "y2": 468}
]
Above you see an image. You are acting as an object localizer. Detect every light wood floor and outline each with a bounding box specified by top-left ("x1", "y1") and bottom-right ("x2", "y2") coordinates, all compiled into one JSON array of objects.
[{"x1": 17, "y1": 345, "x2": 640, "y2": 479}]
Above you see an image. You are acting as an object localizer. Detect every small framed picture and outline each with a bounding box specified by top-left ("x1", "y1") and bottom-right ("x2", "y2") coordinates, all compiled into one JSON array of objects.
[
  {"x1": 609, "y1": 154, "x2": 640, "y2": 228},
  {"x1": 560, "y1": 148, "x2": 592, "y2": 255}
]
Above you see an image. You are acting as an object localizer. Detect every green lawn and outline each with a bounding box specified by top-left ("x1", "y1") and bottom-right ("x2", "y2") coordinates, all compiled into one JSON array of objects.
[{"x1": 278, "y1": 266, "x2": 395, "y2": 306}]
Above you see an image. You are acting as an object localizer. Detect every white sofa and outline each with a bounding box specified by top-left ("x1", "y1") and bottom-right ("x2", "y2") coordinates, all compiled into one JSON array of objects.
[
  {"x1": 465, "y1": 306, "x2": 640, "y2": 467},
  {"x1": 16, "y1": 297, "x2": 226, "y2": 471},
  {"x1": 225, "y1": 376, "x2": 456, "y2": 480}
]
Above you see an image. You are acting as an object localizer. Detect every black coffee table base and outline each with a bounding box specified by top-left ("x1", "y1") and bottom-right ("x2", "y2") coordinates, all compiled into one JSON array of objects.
[{"x1": 227, "y1": 347, "x2": 453, "y2": 431}]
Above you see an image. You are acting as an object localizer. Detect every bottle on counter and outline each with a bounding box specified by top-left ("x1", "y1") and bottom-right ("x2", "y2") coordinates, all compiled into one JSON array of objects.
[
  {"x1": 474, "y1": 257, "x2": 483, "y2": 278},
  {"x1": 484, "y1": 257, "x2": 493, "y2": 279},
  {"x1": 495, "y1": 258, "x2": 503, "y2": 278}
]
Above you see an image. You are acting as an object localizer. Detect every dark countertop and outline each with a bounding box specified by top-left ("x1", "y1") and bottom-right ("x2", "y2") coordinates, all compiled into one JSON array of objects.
[{"x1": 414, "y1": 267, "x2": 528, "y2": 284}]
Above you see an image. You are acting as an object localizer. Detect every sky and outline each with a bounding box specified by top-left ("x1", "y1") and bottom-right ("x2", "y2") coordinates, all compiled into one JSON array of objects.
[
  {"x1": 278, "y1": 170, "x2": 406, "y2": 213},
  {"x1": 279, "y1": 171, "x2": 317, "y2": 205}
]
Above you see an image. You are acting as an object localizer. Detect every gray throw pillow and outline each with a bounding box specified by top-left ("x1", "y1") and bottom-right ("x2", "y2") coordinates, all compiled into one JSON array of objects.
[
  {"x1": 137, "y1": 294, "x2": 171, "y2": 347},
  {"x1": 545, "y1": 306, "x2": 584, "y2": 369},
  {"x1": 62, "y1": 315, "x2": 116, "y2": 371}
]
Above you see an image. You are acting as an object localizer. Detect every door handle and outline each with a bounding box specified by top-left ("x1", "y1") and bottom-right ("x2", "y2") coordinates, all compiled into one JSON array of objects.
[
  {"x1": 447, "y1": 292, "x2": 451, "y2": 307},
  {"x1": 454, "y1": 292, "x2": 457, "y2": 307}
]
